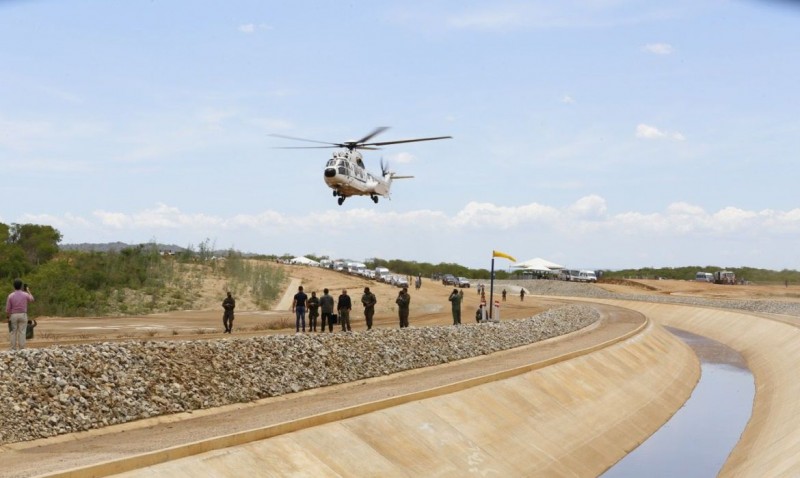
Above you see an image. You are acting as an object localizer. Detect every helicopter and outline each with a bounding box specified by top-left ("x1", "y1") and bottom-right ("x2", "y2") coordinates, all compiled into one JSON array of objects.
[{"x1": 270, "y1": 127, "x2": 451, "y2": 205}]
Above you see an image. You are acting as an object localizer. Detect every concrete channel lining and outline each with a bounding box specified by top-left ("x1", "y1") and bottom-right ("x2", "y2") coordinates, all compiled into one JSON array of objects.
[
  {"x1": 565, "y1": 298, "x2": 800, "y2": 477},
  {"x1": 71, "y1": 305, "x2": 702, "y2": 477}
]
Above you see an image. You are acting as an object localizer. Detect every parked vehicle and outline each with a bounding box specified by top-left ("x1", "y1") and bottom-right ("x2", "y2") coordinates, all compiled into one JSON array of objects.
[
  {"x1": 441, "y1": 274, "x2": 457, "y2": 285},
  {"x1": 456, "y1": 277, "x2": 471, "y2": 288},
  {"x1": 375, "y1": 267, "x2": 390, "y2": 280},
  {"x1": 695, "y1": 271, "x2": 714, "y2": 282},
  {"x1": 578, "y1": 270, "x2": 597, "y2": 283},
  {"x1": 559, "y1": 269, "x2": 596, "y2": 282},
  {"x1": 559, "y1": 269, "x2": 580, "y2": 281},
  {"x1": 714, "y1": 270, "x2": 736, "y2": 285}
]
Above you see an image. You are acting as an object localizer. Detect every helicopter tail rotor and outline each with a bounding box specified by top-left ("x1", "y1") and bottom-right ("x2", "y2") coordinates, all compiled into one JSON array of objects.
[{"x1": 380, "y1": 157, "x2": 390, "y2": 177}]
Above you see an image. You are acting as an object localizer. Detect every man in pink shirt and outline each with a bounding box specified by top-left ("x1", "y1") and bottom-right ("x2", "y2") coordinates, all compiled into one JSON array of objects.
[{"x1": 6, "y1": 279, "x2": 34, "y2": 350}]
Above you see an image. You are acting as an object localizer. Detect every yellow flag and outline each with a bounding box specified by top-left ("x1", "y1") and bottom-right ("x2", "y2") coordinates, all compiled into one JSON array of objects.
[{"x1": 492, "y1": 250, "x2": 516, "y2": 262}]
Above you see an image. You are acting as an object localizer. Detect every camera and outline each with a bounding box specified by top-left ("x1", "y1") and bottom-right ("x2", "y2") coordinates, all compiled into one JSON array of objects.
[{"x1": 23, "y1": 283, "x2": 28, "y2": 291}]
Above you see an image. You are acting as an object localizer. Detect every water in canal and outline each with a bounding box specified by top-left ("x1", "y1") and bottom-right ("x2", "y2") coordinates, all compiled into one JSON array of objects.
[{"x1": 602, "y1": 327, "x2": 754, "y2": 477}]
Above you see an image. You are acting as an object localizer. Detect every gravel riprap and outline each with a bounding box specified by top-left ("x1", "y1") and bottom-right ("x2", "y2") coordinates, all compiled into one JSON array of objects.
[{"x1": 0, "y1": 304, "x2": 598, "y2": 445}]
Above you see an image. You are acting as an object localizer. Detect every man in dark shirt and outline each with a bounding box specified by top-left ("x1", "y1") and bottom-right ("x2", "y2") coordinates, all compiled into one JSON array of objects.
[
  {"x1": 396, "y1": 286, "x2": 411, "y2": 328},
  {"x1": 337, "y1": 289, "x2": 352, "y2": 332},
  {"x1": 319, "y1": 288, "x2": 335, "y2": 332},
  {"x1": 361, "y1": 287, "x2": 377, "y2": 330},
  {"x1": 222, "y1": 292, "x2": 235, "y2": 333},
  {"x1": 292, "y1": 286, "x2": 308, "y2": 333},
  {"x1": 307, "y1": 291, "x2": 320, "y2": 332}
]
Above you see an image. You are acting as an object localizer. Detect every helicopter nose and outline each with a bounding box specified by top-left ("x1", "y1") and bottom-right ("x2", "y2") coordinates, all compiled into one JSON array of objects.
[{"x1": 324, "y1": 167, "x2": 336, "y2": 178}]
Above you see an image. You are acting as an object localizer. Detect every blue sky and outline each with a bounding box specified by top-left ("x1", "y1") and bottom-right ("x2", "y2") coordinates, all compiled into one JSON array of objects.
[{"x1": 1, "y1": 0, "x2": 799, "y2": 270}]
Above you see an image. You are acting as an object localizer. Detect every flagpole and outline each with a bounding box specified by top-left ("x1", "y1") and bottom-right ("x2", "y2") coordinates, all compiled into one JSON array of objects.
[{"x1": 489, "y1": 257, "x2": 495, "y2": 319}]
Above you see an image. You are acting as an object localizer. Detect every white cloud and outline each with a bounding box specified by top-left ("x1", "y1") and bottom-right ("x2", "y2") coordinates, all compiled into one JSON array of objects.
[
  {"x1": 388, "y1": 152, "x2": 415, "y2": 164},
  {"x1": 568, "y1": 195, "x2": 607, "y2": 218},
  {"x1": 238, "y1": 23, "x2": 273, "y2": 34},
  {"x1": 19, "y1": 198, "x2": 800, "y2": 270},
  {"x1": 561, "y1": 95, "x2": 576, "y2": 104},
  {"x1": 636, "y1": 123, "x2": 685, "y2": 141},
  {"x1": 643, "y1": 42, "x2": 674, "y2": 55},
  {"x1": 56, "y1": 198, "x2": 795, "y2": 240}
]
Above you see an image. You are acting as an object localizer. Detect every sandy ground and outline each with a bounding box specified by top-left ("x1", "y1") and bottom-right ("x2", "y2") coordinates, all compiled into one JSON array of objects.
[
  {"x1": 6, "y1": 266, "x2": 798, "y2": 351},
  {"x1": 3, "y1": 264, "x2": 568, "y2": 350}
]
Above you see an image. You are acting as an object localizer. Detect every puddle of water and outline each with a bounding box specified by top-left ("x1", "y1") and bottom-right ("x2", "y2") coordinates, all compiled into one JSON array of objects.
[{"x1": 602, "y1": 327, "x2": 754, "y2": 478}]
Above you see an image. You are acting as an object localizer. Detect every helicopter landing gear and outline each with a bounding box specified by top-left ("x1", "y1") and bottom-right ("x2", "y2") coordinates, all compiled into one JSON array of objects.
[
  {"x1": 371, "y1": 195, "x2": 378, "y2": 204},
  {"x1": 332, "y1": 190, "x2": 338, "y2": 197},
  {"x1": 337, "y1": 197, "x2": 345, "y2": 206}
]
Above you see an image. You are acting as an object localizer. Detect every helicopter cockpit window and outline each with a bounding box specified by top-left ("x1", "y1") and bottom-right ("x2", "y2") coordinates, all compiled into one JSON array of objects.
[{"x1": 326, "y1": 159, "x2": 335, "y2": 167}]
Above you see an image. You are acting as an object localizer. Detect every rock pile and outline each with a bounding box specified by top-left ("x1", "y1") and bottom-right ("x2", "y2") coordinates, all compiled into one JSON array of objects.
[{"x1": 0, "y1": 305, "x2": 598, "y2": 445}]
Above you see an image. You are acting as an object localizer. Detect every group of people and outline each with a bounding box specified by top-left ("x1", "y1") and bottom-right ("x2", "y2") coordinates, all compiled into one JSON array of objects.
[
  {"x1": 223, "y1": 281, "x2": 507, "y2": 334},
  {"x1": 289, "y1": 285, "x2": 410, "y2": 332},
  {"x1": 221, "y1": 285, "x2": 411, "y2": 334}
]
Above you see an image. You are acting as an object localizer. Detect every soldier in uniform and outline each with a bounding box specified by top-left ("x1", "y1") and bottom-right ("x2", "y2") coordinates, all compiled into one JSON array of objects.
[
  {"x1": 319, "y1": 288, "x2": 335, "y2": 332},
  {"x1": 307, "y1": 291, "x2": 320, "y2": 332},
  {"x1": 448, "y1": 288, "x2": 463, "y2": 325},
  {"x1": 396, "y1": 286, "x2": 411, "y2": 328},
  {"x1": 361, "y1": 287, "x2": 377, "y2": 330},
  {"x1": 222, "y1": 291, "x2": 235, "y2": 334},
  {"x1": 337, "y1": 289, "x2": 352, "y2": 332}
]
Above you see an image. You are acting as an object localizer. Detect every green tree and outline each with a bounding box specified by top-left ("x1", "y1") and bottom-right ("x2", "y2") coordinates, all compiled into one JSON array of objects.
[
  {"x1": 0, "y1": 243, "x2": 30, "y2": 278},
  {"x1": 9, "y1": 223, "x2": 62, "y2": 266}
]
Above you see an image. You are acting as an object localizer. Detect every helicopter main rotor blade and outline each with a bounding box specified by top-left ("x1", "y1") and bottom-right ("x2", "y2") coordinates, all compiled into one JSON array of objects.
[
  {"x1": 268, "y1": 133, "x2": 342, "y2": 147},
  {"x1": 272, "y1": 146, "x2": 340, "y2": 149},
  {"x1": 352, "y1": 126, "x2": 390, "y2": 145},
  {"x1": 361, "y1": 136, "x2": 452, "y2": 148}
]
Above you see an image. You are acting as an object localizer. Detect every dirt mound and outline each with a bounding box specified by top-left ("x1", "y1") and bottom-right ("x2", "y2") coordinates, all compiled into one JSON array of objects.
[{"x1": 599, "y1": 279, "x2": 660, "y2": 292}]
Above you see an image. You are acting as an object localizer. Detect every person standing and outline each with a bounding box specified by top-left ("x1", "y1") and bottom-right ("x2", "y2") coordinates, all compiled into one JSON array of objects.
[
  {"x1": 502, "y1": 289, "x2": 507, "y2": 301},
  {"x1": 337, "y1": 289, "x2": 352, "y2": 332},
  {"x1": 6, "y1": 279, "x2": 34, "y2": 351},
  {"x1": 222, "y1": 291, "x2": 235, "y2": 334},
  {"x1": 292, "y1": 286, "x2": 308, "y2": 333},
  {"x1": 319, "y1": 288, "x2": 335, "y2": 332},
  {"x1": 307, "y1": 291, "x2": 320, "y2": 332},
  {"x1": 361, "y1": 287, "x2": 377, "y2": 330},
  {"x1": 520, "y1": 288, "x2": 525, "y2": 301},
  {"x1": 448, "y1": 288, "x2": 464, "y2": 325},
  {"x1": 396, "y1": 286, "x2": 411, "y2": 328}
]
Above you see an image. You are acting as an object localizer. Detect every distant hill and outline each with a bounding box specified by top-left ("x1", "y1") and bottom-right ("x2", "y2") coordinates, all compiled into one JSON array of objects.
[{"x1": 60, "y1": 242, "x2": 187, "y2": 253}]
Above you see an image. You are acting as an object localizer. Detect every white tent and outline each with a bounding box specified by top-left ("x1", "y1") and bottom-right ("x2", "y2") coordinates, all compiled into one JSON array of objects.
[
  {"x1": 290, "y1": 256, "x2": 320, "y2": 266},
  {"x1": 512, "y1": 257, "x2": 564, "y2": 272}
]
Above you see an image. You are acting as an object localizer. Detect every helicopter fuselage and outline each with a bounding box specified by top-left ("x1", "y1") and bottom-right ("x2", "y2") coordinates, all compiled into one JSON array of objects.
[{"x1": 323, "y1": 150, "x2": 391, "y2": 203}]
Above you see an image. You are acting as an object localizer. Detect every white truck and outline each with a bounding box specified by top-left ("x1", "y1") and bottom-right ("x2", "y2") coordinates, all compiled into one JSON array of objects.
[
  {"x1": 374, "y1": 267, "x2": 390, "y2": 281},
  {"x1": 560, "y1": 269, "x2": 597, "y2": 282}
]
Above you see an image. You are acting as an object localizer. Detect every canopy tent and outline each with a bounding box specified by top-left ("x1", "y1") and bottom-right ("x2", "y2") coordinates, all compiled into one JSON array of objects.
[
  {"x1": 512, "y1": 257, "x2": 564, "y2": 272},
  {"x1": 290, "y1": 256, "x2": 320, "y2": 266}
]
